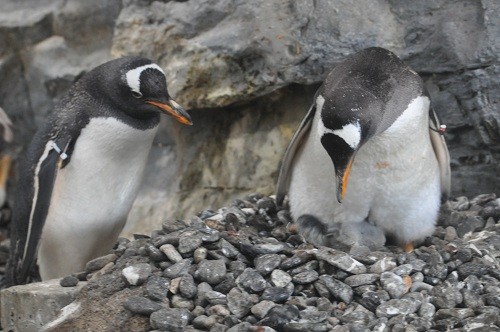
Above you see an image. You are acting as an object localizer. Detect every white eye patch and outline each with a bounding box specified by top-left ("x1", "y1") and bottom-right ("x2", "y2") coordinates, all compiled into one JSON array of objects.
[
  {"x1": 125, "y1": 64, "x2": 165, "y2": 94},
  {"x1": 316, "y1": 94, "x2": 361, "y2": 149}
]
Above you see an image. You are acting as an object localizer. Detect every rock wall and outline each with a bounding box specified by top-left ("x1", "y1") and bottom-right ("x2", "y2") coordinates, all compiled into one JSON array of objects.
[{"x1": 0, "y1": 0, "x2": 498, "y2": 236}]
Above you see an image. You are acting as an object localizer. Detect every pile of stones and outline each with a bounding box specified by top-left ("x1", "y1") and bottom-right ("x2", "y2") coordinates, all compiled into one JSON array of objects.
[{"x1": 54, "y1": 192, "x2": 500, "y2": 331}]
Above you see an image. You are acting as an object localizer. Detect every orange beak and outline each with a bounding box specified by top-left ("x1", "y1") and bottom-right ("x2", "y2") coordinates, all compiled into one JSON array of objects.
[
  {"x1": 146, "y1": 99, "x2": 193, "y2": 125},
  {"x1": 336, "y1": 157, "x2": 354, "y2": 203}
]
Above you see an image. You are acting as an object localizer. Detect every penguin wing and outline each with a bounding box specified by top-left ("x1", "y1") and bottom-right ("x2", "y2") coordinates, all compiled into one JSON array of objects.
[
  {"x1": 429, "y1": 108, "x2": 451, "y2": 202},
  {"x1": 276, "y1": 102, "x2": 317, "y2": 206},
  {"x1": 7, "y1": 135, "x2": 73, "y2": 285}
]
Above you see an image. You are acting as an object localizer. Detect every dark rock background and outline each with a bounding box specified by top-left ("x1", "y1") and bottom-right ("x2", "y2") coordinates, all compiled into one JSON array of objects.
[{"x1": 0, "y1": 0, "x2": 498, "y2": 236}]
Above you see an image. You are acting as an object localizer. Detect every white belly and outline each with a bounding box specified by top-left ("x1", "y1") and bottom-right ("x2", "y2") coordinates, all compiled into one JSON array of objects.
[
  {"x1": 38, "y1": 117, "x2": 158, "y2": 279},
  {"x1": 288, "y1": 96, "x2": 441, "y2": 244}
]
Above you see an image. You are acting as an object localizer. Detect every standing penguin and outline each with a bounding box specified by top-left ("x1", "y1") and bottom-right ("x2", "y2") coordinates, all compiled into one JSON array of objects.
[
  {"x1": 277, "y1": 47, "x2": 450, "y2": 251},
  {"x1": 5, "y1": 56, "x2": 192, "y2": 286}
]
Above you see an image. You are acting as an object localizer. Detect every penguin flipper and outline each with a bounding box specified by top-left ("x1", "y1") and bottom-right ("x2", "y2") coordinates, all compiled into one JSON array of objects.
[
  {"x1": 6, "y1": 138, "x2": 70, "y2": 286},
  {"x1": 276, "y1": 101, "x2": 317, "y2": 206},
  {"x1": 429, "y1": 108, "x2": 451, "y2": 202}
]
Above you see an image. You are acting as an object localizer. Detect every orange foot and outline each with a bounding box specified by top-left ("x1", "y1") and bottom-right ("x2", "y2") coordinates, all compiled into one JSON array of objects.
[{"x1": 403, "y1": 242, "x2": 414, "y2": 252}]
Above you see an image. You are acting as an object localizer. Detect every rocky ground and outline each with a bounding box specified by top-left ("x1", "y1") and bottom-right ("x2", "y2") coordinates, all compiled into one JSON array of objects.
[{"x1": 2, "y1": 192, "x2": 495, "y2": 331}]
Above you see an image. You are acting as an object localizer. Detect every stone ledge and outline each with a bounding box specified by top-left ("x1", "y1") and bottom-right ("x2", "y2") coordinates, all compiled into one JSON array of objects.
[{"x1": 0, "y1": 279, "x2": 85, "y2": 332}]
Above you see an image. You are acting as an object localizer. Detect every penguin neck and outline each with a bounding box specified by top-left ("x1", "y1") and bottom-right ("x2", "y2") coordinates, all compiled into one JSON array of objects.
[{"x1": 368, "y1": 96, "x2": 431, "y2": 154}]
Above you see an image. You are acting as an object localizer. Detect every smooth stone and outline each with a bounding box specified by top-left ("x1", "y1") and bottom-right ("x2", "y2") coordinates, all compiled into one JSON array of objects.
[
  {"x1": 159, "y1": 244, "x2": 184, "y2": 263},
  {"x1": 227, "y1": 288, "x2": 256, "y2": 318},
  {"x1": 313, "y1": 248, "x2": 366, "y2": 274},
  {"x1": 146, "y1": 276, "x2": 170, "y2": 301},
  {"x1": 194, "y1": 259, "x2": 227, "y2": 285},
  {"x1": 291, "y1": 270, "x2": 319, "y2": 285},
  {"x1": 179, "y1": 274, "x2": 197, "y2": 299},
  {"x1": 255, "y1": 254, "x2": 282, "y2": 276},
  {"x1": 235, "y1": 268, "x2": 267, "y2": 293},
  {"x1": 261, "y1": 287, "x2": 291, "y2": 303},
  {"x1": 344, "y1": 274, "x2": 379, "y2": 287},
  {"x1": 163, "y1": 259, "x2": 192, "y2": 279},
  {"x1": 251, "y1": 300, "x2": 277, "y2": 319},
  {"x1": 380, "y1": 272, "x2": 407, "y2": 299},
  {"x1": 59, "y1": 276, "x2": 79, "y2": 287},
  {"x1": 317, "y1": 275, "x2": 353, "y2": 304},
  {"x1": 85, "y1": 254, "x2": 118, "y2": 272},
  {"x1": 150, "y1": 308, "x2": 192, "y2": 331},
  {"x1": 123, "y1": 296, "x2": 163, "y2": 315}
]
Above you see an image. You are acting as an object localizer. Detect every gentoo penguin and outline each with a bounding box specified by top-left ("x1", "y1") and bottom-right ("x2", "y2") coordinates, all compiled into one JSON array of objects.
[
  {"x1": 0, "y1": 106, "x2": 13, "y2": 207},
  {"x1": 5, "y1": 56, "x2": 192, "y2": 286},
  {"x1": 276, "y1": 47, "x2": 450, "y2": 252}
]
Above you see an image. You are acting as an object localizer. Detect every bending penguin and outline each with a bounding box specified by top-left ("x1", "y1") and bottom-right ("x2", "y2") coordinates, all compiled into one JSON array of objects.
[
  {"x1": 277, "y1": 47, "x2": 450, "y2": 252},
  {"x1": 5, "y1": 56, "x2": 192, "y2": 286}
]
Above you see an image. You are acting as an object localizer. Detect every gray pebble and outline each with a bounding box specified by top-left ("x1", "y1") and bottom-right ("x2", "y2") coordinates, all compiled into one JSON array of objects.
[
  {"x1": 59, "y1": 275, "x2": 79, "y2": 287},
  {"x1": 163, "y1": 259, "x2": 192, "y2": 279},
  {"x1": 292, "y1": 270, "x2": 319, "y2": 284},
  {"x1": 288, "y1": 260, "x2": 319, "y2": 275},
  {"x1": 251, "y1": 242, "x2": 286, "y2": 255},
  {"x1": 317, "y1": 275, "x2": 353, "y2": 304},
  {"x1": 270, "y1": 269, "x2": 292, "y2": 288},
  {"x1": 171, "y1": 294, "x2": 194, "y2": 310},
  {"x1": 255, "y1": 254, "x2": 282, "y2": 275},
  {"x1": 145, "y1": 243, "x2": 166, "y2": 261},
  {"x1": 193, "y1": 247, "x2": 208, "y2": 263},
  {"x1": 411, "y1": 272, "x2": 424, "y2": 282},
  {"x1": 369, "y1": 257, "x2": 397, "y2": 274},
  {"x1": 146, "y1": 276, "x2": 170, "y2": 301},
  {"x1": 227, "y1": 288, "x2": 256, "y2": 318},
  {"x1": 418, "y1": 301, "x2": 436, "y2": 318},
  {"x1": 410, "y1": 281, "x2": 434, "y2": 292},
  {"x1": 179, "y1": 274, "x2": 197, "y2": 299},
  {"x1": 261, "y1": 287, "x2": 291, "y2": 303},
  {"x1": 205, "y1": 290, "x2": 227, "y2": 305},
  {"x1": 229, "y1": 260, "x2": 246, "y2": 277},
  {"x1": 431, "y1": 282, "x2": 463, "y2": 309},
  {"x1": 220, "y1": 238, "x2": 240, "y2": 258},
  {"x1": 281, "y1": 251, "x2": 312, "y2": 270},
  {"x1": 199, "y1": 228, "x2": 220, "y2": 243},
  {"x1": 462, "y1": 289, "x2": 485, "y2": 309},
  {"x1": 194, "y1": 259, "x2": 227, "y2": 285},
  {"x1": 235, "y1": 268, "x2": 267, "y2": 293},
  {"x1": 391, "y1": 264, "x2": 413, "y2": 276},
  {"x1": 124, "y1": 296, "x2": 163, "y2": 315},
  {"x1": 344, "y1": 274, "x2": 379, "y2": 287},
  {"x1": 85, "y1": 254, "x2": 118, "y2": 272},
  {"x1": 380, "y1": 272, "x2": 408, "y2": 299},
  {"x1": 376, "y1": 299, "x2": 418, "y2": 317},
  {"x1": 192, "y1": 315, "x2": 217, "y2": 330},
  {"x1": 213, "y1": 275, "x2": 237, "y2": 294},
  {"x1": 457, "y1": 262, "x2": 490, "y2": 279},
  {"x1": 259, "y1": 304, "x2": 300, "y2": 330},
  {"x1": 159, "y1": 244, "x2": 183, "y2": 263},
  {"x1": 150, "y1": 308, "x2": 192, "y2": 331},
  {"x1": 251, "y1": 300, "x2": 276, "y2": 319},
  {"x1": 313, "y1": 248, "x2": 366, "y2": 274},
  {"x1": 178, "y1": 232, "x2": 203, "y2": 254},
  {"x1": 435, "y1": 308, "x2": 475, "y2": 320},
  {"x1": 205, "y1": 304, "x2": 231, "y2": 317}
]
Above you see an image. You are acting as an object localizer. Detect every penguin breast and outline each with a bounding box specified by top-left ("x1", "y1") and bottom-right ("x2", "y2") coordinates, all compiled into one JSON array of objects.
[{"x1": 47, "y1": 117, "x2": 158, "y2": 227}]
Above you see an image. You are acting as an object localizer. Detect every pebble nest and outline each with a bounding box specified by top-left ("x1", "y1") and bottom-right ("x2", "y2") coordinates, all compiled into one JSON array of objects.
[{"x1": 6, "y1": 193, "x2": 500, "y2": 331}]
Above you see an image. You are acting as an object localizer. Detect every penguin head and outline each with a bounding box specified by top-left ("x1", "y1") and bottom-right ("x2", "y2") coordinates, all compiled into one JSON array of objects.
[
  {"x1": 315, "y1": 47, "x2": 423, "y2": 203},
  {"x1": 84, "y1": 56, "x2": 192, "y2": 125},
  {"x1": 316, "y1": 90, "x2": 373, "y2": 203}
]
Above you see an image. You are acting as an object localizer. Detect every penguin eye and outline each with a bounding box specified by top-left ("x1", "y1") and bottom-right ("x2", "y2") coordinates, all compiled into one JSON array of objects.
[{"x1": 131, "y1": 91, "x2": 143, "y2": 99}]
